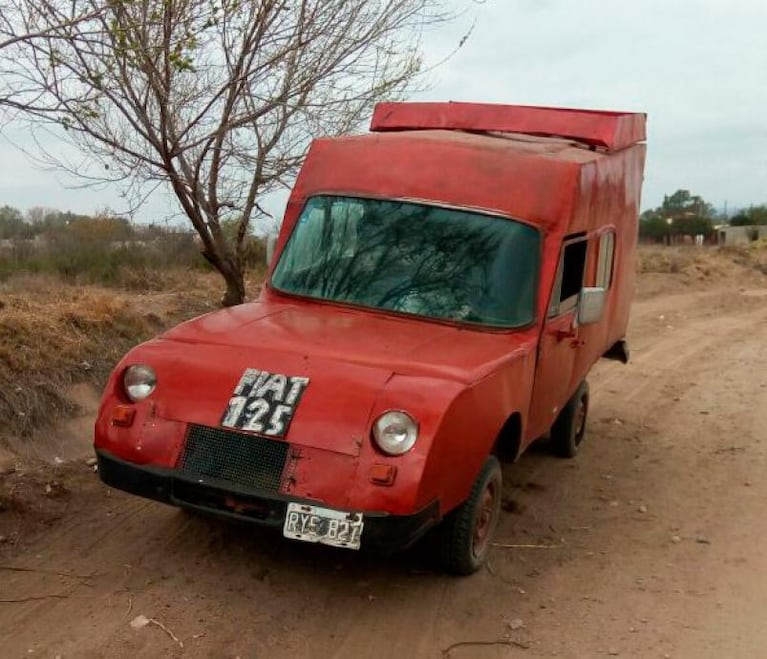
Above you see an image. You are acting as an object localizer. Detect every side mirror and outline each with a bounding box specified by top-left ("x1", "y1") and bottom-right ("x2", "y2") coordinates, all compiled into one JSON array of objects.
[
  {"x1": 578, "y1": 287, "x2": 606, "y2": 325},
  {"x1": 265, "y1": 233, "x2": 278, "y2": 267}
]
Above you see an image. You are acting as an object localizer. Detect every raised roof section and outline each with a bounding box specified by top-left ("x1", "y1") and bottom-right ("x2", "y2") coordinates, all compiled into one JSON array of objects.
[{"x1": 370, "y1": 102, "x2": 646, "y2": 153}]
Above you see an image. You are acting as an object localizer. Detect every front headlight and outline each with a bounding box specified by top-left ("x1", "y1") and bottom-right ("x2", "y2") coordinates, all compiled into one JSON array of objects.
[
  {"x1": 123, "y1": 364, "x2": 157, "y2": 402},
  {"x1": 372, "y1": 410, "x2": 418, "y2": 455}
]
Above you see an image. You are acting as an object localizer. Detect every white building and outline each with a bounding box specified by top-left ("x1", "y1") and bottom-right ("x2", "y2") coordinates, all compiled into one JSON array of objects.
[{"x1": 716, "y1": 225, "x2": 767, "y2": 246}]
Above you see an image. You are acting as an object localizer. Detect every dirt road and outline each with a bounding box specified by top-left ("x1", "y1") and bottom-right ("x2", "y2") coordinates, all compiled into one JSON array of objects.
[{"x1": 2, "y1": 282, "x2": 767, "y2": 658}]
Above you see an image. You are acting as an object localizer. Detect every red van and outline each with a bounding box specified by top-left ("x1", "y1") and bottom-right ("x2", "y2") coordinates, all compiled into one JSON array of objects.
[{"x1": 95, "y1": 102, "x2": 646, "y2": 574}]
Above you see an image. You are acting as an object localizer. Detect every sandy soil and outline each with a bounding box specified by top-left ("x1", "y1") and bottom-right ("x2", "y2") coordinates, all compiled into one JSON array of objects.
[{"x1": 1, "y1": 274, "x2": 766, "y2": 658}]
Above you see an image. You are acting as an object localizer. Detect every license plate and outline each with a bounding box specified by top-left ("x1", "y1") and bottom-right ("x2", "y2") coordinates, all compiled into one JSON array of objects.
[{"x1": 283, "y1": 503, "x2": 364, "y2": 550}]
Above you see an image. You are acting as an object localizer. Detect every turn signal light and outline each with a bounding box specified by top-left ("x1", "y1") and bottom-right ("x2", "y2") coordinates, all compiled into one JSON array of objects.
[
  {"x1": 111, "y1": 405, "x2": 135, "y2": 427},
  {"x1": 369, "y1": 464, "x2": 397, "y2": 486}
]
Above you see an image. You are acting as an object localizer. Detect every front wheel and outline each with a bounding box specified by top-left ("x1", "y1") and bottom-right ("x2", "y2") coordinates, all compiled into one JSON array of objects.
[
  {"x1": 550, "y1": 380, "x2": 590, "y2": 458},
  {"x1": 439, "y1": 456, "x2": 502, "y2": 575}
]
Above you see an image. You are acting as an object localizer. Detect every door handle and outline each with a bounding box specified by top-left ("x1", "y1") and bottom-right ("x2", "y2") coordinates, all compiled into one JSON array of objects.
[{"x1": 555, "y1": 328, "x2": 577, "y2": 342}]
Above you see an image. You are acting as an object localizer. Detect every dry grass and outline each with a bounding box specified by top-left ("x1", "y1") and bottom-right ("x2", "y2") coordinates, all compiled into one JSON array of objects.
[
  {"x1": 638, "y1": 244, "x2": 767, "y2": 278},
  {"x1": 0, "y1": 270, "x2": 237, "y2": 440},
  {"x1": 636, "y1": 244, "x2": 767, "y2": 300},
  {"x1": 720, "y1": 240, "x2": 767, "y2": 275}
]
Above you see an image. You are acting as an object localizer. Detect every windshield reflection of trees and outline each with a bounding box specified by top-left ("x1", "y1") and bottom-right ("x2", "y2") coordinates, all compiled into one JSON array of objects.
[{"x1": 274, "y1": 197, "x2": 536, "y2": 326}]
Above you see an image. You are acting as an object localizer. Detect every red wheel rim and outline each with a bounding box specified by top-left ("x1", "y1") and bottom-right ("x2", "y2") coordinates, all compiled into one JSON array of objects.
[{"x1": 472, "y1": 479, "x2": 498, "y2": 558}]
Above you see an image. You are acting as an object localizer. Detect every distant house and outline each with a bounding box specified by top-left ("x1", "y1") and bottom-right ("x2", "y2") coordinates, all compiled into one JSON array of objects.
[{"x1": 716, "y1": 225, "x2": 767, "y2": 246}]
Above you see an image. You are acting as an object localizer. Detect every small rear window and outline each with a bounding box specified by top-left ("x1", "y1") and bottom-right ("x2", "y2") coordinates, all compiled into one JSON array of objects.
[{"x1": 596, "y1": 231, "x2": 616, "y2": 289}]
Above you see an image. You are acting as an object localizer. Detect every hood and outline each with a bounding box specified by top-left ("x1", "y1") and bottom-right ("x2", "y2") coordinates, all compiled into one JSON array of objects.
[
  {"x1": 131, "y1": 299, "x2": 532, "y2": 456},
  {"x1": 162, "y1": 298, "x2": 529, "y2": 384}
]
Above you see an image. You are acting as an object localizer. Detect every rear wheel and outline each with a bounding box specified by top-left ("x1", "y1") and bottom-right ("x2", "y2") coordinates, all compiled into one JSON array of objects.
[
  {"x1": 550, "y1": 380, "x2": 590, "y2": 458},
  {"x1": 439, "y1": 456, "x2": 502, "y2": 575}
]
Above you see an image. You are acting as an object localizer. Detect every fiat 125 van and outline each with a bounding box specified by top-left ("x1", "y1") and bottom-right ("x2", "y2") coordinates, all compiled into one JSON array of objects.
[{"x1": 95, "y1": 102, "x2": 646, "y2": 574}]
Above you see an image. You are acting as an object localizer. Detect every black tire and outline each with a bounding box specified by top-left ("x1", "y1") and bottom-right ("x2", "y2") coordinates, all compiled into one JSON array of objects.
[
  {"x1": 550, "y1": 380, "x2": 590, "y2": 458},
  {"x1": 439, "y1": 455, "x2": 502, "y2": 575}
]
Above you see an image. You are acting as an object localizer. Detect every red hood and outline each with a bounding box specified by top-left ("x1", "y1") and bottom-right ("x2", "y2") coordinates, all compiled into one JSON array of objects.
[
  {"x1": 126, "y1": 299, "x2": 533, "y2": 456},
  {"x1": 162, "y1": 298, "x2": 529, "y2": 384}
]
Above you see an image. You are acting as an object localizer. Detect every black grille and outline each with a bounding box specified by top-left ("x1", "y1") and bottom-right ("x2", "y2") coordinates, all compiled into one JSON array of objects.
[{"x1": 177, "y1": 425, "x2": 289, "y2": 492}]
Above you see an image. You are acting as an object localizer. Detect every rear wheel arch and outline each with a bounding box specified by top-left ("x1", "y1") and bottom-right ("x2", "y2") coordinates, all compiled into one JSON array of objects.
[{"x1": 492, "y1": 411, "x2": 523, "y2": 463}]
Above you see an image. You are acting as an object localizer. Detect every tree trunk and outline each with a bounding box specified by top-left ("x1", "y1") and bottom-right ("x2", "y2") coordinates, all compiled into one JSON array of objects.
[
  {"x1": 221, "y1": 265, "x2": 246, "y2": 307},
  {"x1": 199, "y1": 245, "x2": 246, "y2": 307}
]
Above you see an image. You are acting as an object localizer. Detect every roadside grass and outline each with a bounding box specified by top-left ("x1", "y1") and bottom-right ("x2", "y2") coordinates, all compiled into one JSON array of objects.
[
  {"x1": 638, "y1": 243, "x2": 767, "y2": 279},
  {"x1": 721, "y1": 239, "x2": 767, "y2": 275},
  {"x1": 0, "y1": 270, "x2": 228, "y2": 441}
]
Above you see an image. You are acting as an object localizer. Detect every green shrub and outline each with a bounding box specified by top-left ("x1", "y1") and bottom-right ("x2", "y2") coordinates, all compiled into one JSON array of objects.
[{"x1": 0, "y1": 221, "x2": 210, "y2": 286}]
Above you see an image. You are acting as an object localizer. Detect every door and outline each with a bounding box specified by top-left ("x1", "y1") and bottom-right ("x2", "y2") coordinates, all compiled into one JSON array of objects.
[{"x1": 527, "y1": 236, "x2": 588, "y2": 439}]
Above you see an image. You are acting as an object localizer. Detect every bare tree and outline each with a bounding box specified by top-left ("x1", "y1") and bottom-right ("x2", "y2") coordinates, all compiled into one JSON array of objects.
[
  {"x1": 0, "y1": 1, "x2": 105, "y2": 52},
  {"x1": 1, "y1": 0, "x2": 450, "y2": 305}
]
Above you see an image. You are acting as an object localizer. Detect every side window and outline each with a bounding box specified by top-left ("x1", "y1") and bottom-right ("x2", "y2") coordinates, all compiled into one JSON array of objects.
[
  {"x1": 549, "y1": 238, "x2": 587, "y2": 317},
  {"x1": 596, "y1": 231, "x2": 616, "y2": 290}
]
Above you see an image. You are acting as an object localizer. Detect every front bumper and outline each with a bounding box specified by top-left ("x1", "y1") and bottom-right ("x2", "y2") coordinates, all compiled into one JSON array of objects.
[{"x1": 96, "y1": 449, "x2": 439, "y2": 551}]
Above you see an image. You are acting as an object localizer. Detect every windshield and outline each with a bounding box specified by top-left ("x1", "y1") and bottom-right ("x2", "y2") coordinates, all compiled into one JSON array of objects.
[{"x1": 271, "y1": 196, "x2": 540, "y2": 328}]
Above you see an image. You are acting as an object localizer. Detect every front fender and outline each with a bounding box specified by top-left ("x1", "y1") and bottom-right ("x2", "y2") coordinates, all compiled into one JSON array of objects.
[
  {"x1": 344, "y1": 374, "x2": 462, "y2": 516},
  {"x1": 419, "y1": 350, "x2": 536, "y2": 514}
]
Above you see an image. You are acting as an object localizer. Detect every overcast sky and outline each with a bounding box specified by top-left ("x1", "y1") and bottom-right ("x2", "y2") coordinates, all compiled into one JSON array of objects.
[{"x1": 1, "y1": 0, "x2": 766, "y2": 223}]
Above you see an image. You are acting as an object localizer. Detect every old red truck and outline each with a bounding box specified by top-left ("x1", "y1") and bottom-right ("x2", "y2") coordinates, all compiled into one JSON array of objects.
[{"x1": 95, "y1": 102, "x2": 646, "y2": 574}]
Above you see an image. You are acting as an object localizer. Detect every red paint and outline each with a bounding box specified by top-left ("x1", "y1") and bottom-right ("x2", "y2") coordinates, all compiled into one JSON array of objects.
[{"x1": 95, "y1": 102, "x2": 646, "y2": 530}]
